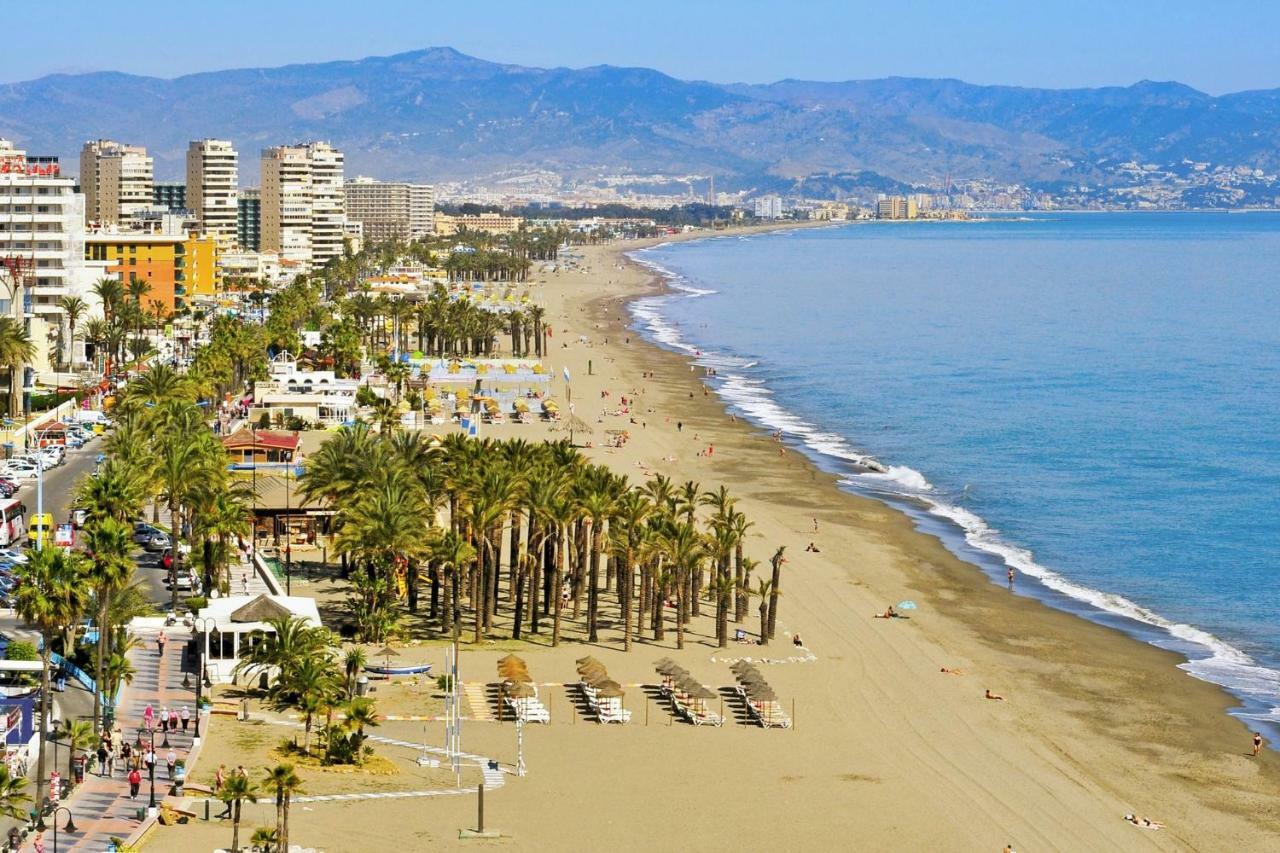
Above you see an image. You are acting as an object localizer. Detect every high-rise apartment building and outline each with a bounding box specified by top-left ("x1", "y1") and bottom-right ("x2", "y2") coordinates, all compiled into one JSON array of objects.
[
  {"x1": 186, "y1": 139, "x2": 238, "y2": 244},
  {"x1": 343, "y1": 176, "x2": 435, "y2": 242},
  {"x1": 153, "y1": 183, "x2": 187, "y2": 212},
  {"x1": 1, "y1": 139, "x2": 97, "y2": 373},
  {"x1": 753, "y1": 195, "x2": 783, "y2": 219},
  {"x1": 80, "y1": 139, "x2": 153, "y2": 225},
  {"x1": 260, "y1": 142, "x2": 345, "y2": 268},
  {"x1": 876, "y1": 195, "x2": 918, "y2": 220},
  {"x1": 237, "y1": 189, "x2": 261, "y2": 251}
]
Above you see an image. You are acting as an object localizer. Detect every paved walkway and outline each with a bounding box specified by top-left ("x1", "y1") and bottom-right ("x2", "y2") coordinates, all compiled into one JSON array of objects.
[{"x1": 35, "y1": 625, "x2": 202, "y2": 852}]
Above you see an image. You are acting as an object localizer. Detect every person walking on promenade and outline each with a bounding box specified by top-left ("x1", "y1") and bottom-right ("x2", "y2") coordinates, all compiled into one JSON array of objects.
[
  {"x1": 128, "y1": 767, "x2": 142, "y2": 798},
  {"x1": 156, "y1": 630, "x2": 167, "y2": 657},
  {"x1": 168, "y1": 708, "x2": 179, "y2": 733},
  {"x1": 96, "y1": 743, "x2": 109, "y2": 776},
  {"x1": 144, "y1": 746, "x2": 156, "y2": 776},
  {"x1": 166, "y1": 748, "x2": 177, "y2": 779},
  {"x1": 143, "y1": 704, "x2": 154, "y2": 731},
  {"x1": 180, "y1": 706, "x2": 190, "y2": 732}
]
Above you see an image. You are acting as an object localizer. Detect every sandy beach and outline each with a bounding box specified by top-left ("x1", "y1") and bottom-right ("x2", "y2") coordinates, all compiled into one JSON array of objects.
[{"x1": 155, "y1": 225, "x2": 1280, "y2": 852}]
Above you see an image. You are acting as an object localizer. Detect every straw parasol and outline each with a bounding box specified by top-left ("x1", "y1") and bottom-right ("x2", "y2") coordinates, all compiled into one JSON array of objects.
[
  {"x1": 594, "y1": 680, "x2": 625, "y2": 698},
  {"x1": 501, "y1": 680, "x2": 536, "y2": 699},
  {"x1": 373, "y1": 645, "x2": 399, "y2": 671},
  {"x1": 575, "y1": 655, "x2": 603, "y2": 669}
]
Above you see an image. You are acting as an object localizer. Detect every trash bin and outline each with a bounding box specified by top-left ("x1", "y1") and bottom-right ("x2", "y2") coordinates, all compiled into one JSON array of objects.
[{"x1": 356, "y1": 676, "x2": 369, "y2": 697}]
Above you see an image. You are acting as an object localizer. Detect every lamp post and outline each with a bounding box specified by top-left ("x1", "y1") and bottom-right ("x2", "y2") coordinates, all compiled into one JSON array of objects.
[
  {"x1": 145, "y1": 729, "x2": 157, "y2": 810},
  {"x1": 50, "y1": 805, "x2": 76, "y2": 853},
  {"x1": 193, "y1": 617, "x2": 215, "y2": 740},
  {"x1": 284, "y1": 456, "x2": 292, "y2": 595}
]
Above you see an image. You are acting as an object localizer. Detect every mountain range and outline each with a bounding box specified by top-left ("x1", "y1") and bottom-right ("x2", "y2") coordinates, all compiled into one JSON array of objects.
[{"x1": 3, "y1": 47, "x2": 1280, "y2": 195}]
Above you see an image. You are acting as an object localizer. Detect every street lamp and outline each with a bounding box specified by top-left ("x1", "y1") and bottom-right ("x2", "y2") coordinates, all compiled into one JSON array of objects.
[
  {"x1": 142, "y1": 728, "x2": 157, "y2": 810},
  {"x1": 48, "y1": 805, "x2": 76, "y2": 853},
  {"x1": 193, "y1": 617, "x2": 215, "y2": 739}
]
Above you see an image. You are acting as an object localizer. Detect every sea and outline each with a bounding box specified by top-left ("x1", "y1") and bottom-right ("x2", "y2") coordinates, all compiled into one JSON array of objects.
[{"x1": 627, "y1": 212, "x2": 1280, "y2": 732}]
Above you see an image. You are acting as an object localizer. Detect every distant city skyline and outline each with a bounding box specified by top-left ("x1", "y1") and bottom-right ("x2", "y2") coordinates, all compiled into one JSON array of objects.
[{"x1": 8, "y1": 0, "x2": 1280, "y2": 95}]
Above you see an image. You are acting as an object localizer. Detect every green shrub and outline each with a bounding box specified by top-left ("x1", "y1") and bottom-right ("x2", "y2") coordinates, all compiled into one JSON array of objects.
[
  {"x1": 5, "y1": 640, "x2": 37, "y2": 662},
  {"x1": 256, "y1": 413, "x2": 271, "y2": 429},
  {"x1": 184, "y1": 596, "x2": 208, "y2": 613},
  {"x1": 435, "y1": 674, "x2": 453, "y2": 692}
]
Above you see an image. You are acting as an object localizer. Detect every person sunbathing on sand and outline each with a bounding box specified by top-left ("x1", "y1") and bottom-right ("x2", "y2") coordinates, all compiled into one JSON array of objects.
[
  {"x1": 874, "y1": 606, "x2": 899, "y2": 618},
  {"x1": 940, "y1": 667, "x2": 964, "y2": 675},
  {"x1": 985, "y1": 689, "x2": 1005, "y2": 701},
  {"x1": 1124, "y1": 814, "x2": 1164, "y2": 830},
  {"x1": 804, "y1": 542, "x2": 820, "y2": 553}
]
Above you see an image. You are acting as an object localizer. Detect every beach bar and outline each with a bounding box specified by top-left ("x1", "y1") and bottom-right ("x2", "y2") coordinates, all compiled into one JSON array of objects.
[{"x1": 194, "y1": 594, "x2": 323, "y2": 684}]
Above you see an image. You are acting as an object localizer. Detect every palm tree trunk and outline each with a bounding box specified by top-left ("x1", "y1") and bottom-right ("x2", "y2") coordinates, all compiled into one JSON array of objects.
[
  {"x1": 622, "y1": 557, "x2": 633, "y2": 652},
  {"x1": 94, "y1": 599, "x2": 108, "y2": 734},
  {"x1": 675, "y1": 573, "x2": 685, "y2": 650},
  {"x1": 768, "y1": 559, "x2": 782, "y2": 639},
  {"x1": 232, "y1": 800, "x2": 242, "y2": 853},
  {"x1": 282, "y1": 793, "x2": 291, "y2": 853},
  {"x1": 551, "y1": 539, "x2": 564, "y2": 647},
  {"x1": 759, "y1": 602, "x2": 769, "y2": 646},
  {"x1": 587, "y1": 524, "x2": 602, "y2": 643},
  {"x1": 35, "y1": 641, "x2": 51, "y2": 792},
  {"x1": 512, "y1": 559, "x2": 525, "y2": 641}
]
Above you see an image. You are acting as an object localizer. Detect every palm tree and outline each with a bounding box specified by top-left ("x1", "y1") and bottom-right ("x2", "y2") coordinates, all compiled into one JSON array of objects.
[
  {"x1": 14, "y1": 547, "x2": 90, "y2": 789},
  {"x1": 249, "y1": 826, "x2": 278, "y2": 853},
  {"x1": 218, "y1": 772, "x2": 259, "y2": 853},
  {"x1": 54, "y1": 718, "x2": 96, "y2": 783},
  {"x1": 0, "y1": 316, "x2": 34, "y2": 418},
  {"x1": 263, "y1": 763, "x2": 304, "y2": 852},
  {"x1": 82, "y1": 317, "x2": 109, "y2": 374},
  {"x1": 342, "y1": 647, "x2": 367, "y2": 699},
  {"x1": 58, "y1": 294, "x2": 89, "y2": 369},
  {"x1": 767, "y1": 546, "x2": 787, "y2": 640},
  {"x1": 755, "y1": 579, "x2": 774, "y2": 645},
  {"x1": 342, "y1": 696, "x2": 379, "y2": 763},
  {"x1": 82, "y1": 517, "x2": 134, "y2": 733},
  {"x1": 430, "y1": 531, "x2": 476, "y2": 638},
  {"x1": 0, "y1": 764, "x2": 31, "y2": 820}
]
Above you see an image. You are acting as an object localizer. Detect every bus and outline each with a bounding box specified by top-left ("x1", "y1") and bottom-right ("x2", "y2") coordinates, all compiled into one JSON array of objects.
[{"x1": 0, "y1": 500, "x2": 27, "y2": 547}]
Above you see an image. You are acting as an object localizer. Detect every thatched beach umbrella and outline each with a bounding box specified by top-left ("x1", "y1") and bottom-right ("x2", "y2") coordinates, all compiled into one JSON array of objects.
[
  {"x1": 576, "y1": 655, "x2": 603, "y2": 669},
  {"x1": 501, "y1": 680, "x2": 536, "y2": 699},
  {"x1": 497, "y1": 654, "x2": 525, "y2": 667},
  {"x1": 594, "y1": 680, "x2": 625, "y2": 698},
  {"x1": 374, "y1": 645, "x2": 399, "y2": 671}
]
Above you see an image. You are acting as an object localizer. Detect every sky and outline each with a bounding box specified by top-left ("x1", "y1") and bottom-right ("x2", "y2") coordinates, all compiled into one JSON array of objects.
[{"x1": 9, "y1": 0, "x2": 1280, "y2": 94}]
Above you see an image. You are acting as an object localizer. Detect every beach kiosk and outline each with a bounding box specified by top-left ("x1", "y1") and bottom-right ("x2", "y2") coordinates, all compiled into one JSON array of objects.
[{"x1": 194, "y1": 594, "x2": 323, "y2": 684}]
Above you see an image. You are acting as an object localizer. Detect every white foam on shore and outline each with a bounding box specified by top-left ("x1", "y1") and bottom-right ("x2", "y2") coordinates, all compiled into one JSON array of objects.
[{"x1": 625, "y1": 244, "x2": 1280, "y2": 724}]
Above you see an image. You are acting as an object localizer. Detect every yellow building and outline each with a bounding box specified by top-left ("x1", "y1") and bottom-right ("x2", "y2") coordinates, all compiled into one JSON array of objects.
[{"x1": 85, "y1": 230, "x2": 220, "y2": 313}]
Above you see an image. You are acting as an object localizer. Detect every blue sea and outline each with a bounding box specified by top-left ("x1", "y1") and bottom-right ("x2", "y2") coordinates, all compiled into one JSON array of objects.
[{"x1": 629, "y1": 213, "x2": 1280, "y2": 729}]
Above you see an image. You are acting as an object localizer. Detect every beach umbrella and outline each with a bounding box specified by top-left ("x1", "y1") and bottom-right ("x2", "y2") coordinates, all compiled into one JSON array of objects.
[
  {"x1": 575, "y1": 655, "x2": 602, "y2": 668},
  {"x1": 896, "y1": 600, "x2": 918, "y2": 611},
  {"x1": 497, "y1": 654, "x2": 525, "y2": 667},
  {"x1": 374, "y1": 645, "x2": 399, "y2": 670},
  {"x1": 501, "y1": 680, "x2": 536, "y2": 699},
  {"x1": 594, "y1": 680, "x2": 625, "y2": 698}
]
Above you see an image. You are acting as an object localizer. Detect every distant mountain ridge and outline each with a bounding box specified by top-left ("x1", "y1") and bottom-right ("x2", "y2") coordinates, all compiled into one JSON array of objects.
[{"x1": 3, "y1": 47, "x2": 1279, "y2": 194}]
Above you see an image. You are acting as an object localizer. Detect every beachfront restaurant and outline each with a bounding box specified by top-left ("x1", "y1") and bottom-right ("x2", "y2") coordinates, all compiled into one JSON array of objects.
[
  {"x1": 194, "y1": 594, "x2": 323, "y2": 685},
  {"x1": 247, "y1": 472, "x2": 333, "y2": 548},
  {"x1": 405, "y1": 358, "x2": 552, "y2": 422},
  {"x1": 222, "y1": 429, "x2": 299, "y2": 467}
]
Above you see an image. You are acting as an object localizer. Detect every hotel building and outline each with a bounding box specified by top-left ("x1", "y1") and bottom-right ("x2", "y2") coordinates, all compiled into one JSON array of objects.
[
  {"x1": 0, "y1": 139, "x2": 98, "y2": 373},
  {"x1": 80, "y1": 139, "x2": 154, "y2": 226},
  {"x1": 343, "y1": 176, "x2": 434, "y2": 242},
  {"x1": 187, "y1": 139, "x2": 239, "y2": 245},
  {"x1": 260, "y1": 142, "x2": 345, "y2": 268}
]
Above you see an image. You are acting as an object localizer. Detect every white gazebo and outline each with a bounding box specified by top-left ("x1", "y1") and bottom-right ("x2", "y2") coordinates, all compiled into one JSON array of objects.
[{"x1": 194, "y1": 594, "x2": 323, "y2": 684}]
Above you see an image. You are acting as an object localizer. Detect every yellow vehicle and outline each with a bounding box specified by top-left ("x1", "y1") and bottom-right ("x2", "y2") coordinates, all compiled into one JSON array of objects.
[{"x1": 28, "y1": 513, "x2": 53, "y2": 546}]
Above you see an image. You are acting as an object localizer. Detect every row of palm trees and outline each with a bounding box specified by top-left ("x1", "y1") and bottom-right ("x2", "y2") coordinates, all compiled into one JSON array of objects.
[{"x1": 301, "y1": 428, "x2": 788, "y2": 650}]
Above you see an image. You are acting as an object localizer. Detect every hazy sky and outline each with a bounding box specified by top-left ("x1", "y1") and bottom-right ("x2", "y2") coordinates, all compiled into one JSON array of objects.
[{"x1": 9, "y1": 0, "x2": 1280, "y2": 94}]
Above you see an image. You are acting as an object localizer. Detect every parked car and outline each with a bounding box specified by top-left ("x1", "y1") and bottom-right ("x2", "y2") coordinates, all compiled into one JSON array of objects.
[
  {"x1": 164, "y1": 570, "x2": 200, "y2": 593},
  {"x1": 145, "y1": 532, "x2": 171, "y2": 552},
  {"x1": 63, "y1": 433, "x2": 85, "y2": 449},
  {"x1": 133, "y1": 523, "x2": 160, "y2": 544},
  {"x1": 2, "y1": 460, "x2": 39, "y2": 480},
  {"x1": 0, "y1": 478, "x2": 17, "y2": 498},
  {"x1": 39, "y1": 447, "x2": 63, "y2": 468}
]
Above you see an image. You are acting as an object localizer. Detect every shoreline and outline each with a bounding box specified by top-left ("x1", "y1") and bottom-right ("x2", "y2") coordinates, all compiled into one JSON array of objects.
[
  {"x1": 624, "y1": 227, "x2": 1280, "y2": 741},
  {"x1": 553, "y1": 229, "x2": 1280, "y2": 848}
]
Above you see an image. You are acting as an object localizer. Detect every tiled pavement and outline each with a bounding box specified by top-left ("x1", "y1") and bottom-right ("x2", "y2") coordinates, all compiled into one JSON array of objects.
[{"x1": 32, "y1": 625, "x2": 202, "y2": 852}]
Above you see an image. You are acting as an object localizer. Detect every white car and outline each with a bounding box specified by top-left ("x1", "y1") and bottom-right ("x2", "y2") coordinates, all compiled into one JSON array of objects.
[
  {"x1": 2, "y1": 460, "x2": 40, "y2": 480},
  {"x1": 39, "y1": 448, "x2": 63, "y2": 468}
]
